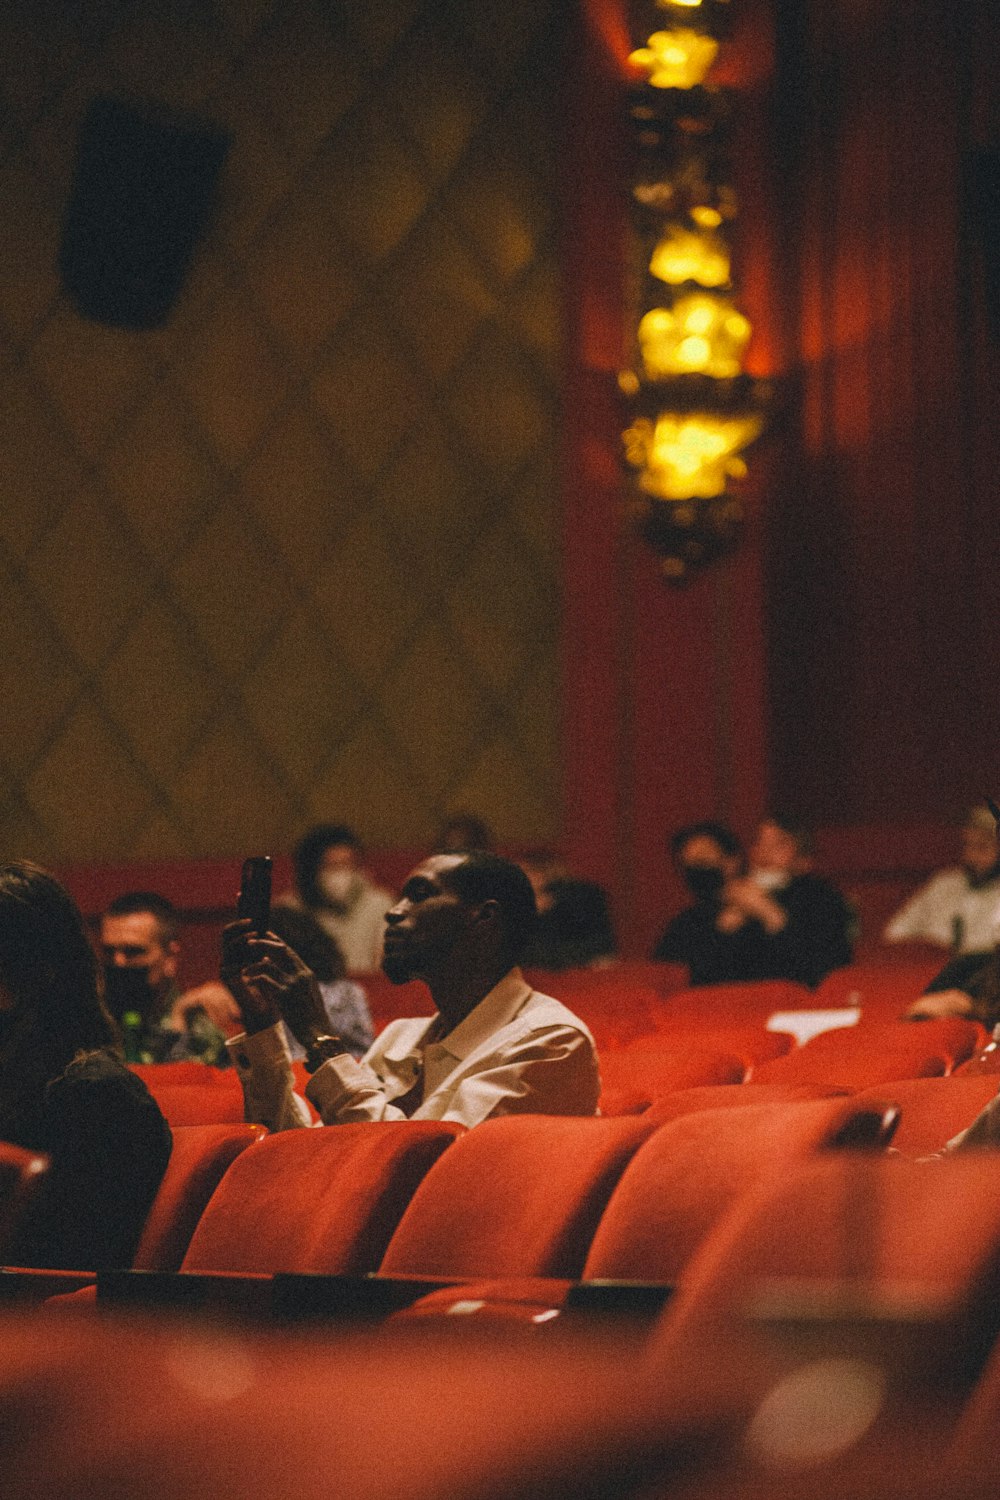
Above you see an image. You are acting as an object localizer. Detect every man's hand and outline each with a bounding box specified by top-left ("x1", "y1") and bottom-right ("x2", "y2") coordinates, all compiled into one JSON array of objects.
[
  {"x1": 167, "y1": 981, "x2": 242, "y2": 1034},
  {"x1": 721, "y1": 876, "x2": 788, "y2": 935},
  {"x1": 221, "y1": 919, "x2": 330, "y2": 1047}
]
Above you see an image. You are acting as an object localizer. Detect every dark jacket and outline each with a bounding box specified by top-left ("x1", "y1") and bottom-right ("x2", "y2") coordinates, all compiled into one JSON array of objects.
[{"x1": 4, "y1": 1050, "x2": 172, "y2": 1270}]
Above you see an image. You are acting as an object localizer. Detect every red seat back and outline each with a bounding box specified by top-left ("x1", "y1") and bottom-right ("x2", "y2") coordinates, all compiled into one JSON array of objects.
[
  {"x1": 584, "y1": 1099, "x2": 894, "y2": 1284},
  {"x1": 181, "y1": 1121, "x2": 462, "y2": 1275},
  {"x1": 379, "y1": 1114, "x2": 656, "y2": 1280},
  {"x1": 813, "y1": 959, "x2": 949, "y2": 1018},
  {"x1": 643, "y1": 1080, "x2": 848, "y2": 1126},
  {"x1": 598, "y1": 1048, "x2": 747, "y2": 1114},
  {"x1": 144, "y1": 1085, "x2": 246, "y2": 1126},
  {"x1": 752, "y1": 1018, "x2": 983, "y2": 1089},
  {"x1": 653, "y1": 1155, "x2": 1000, "y2": 1371},
  {"x1": 129, "y1": 1063, "x2": 233, "y2": 1088},
  {"x1": 658, "y1": 981, "x2": 816, "y2": 1025},
  {"x1": 0, "y1": 1141, "x2": 49, "y2": 1260},
  {"x1": 852, "y1": 1075, "x2": 1000, "y2": 1157},
  {"x1": 133, "y1": 1124, "x2": 267, "y2": 1271}
]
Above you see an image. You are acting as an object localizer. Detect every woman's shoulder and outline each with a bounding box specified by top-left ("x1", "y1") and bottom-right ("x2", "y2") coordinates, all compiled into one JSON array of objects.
[{"x1": 43, "y1": 1050, "x2": 171, "y2": 1144}]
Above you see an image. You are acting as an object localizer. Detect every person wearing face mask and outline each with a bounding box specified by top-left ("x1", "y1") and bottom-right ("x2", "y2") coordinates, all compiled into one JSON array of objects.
[
  {"x1": 281, "y1": 824, "x2": 394, "y2": 975},
  {"x1": 652, "y1": 821, "x2": 749, "y2": 983},
  {"x1": 654, "y1": 818, "x2": 854, "y2": 988},
  {"x1": 100, "y1": 891, "x2": 230, "y2": 1065},
  {"x1": 718, "y1": 817, "x2": 855, "y2": 988}
]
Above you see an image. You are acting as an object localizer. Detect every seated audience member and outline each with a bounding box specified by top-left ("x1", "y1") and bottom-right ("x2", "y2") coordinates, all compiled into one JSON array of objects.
[
  {"x1": 223, "y1": 851, "x2": 600, "y2": 1132},
  {"x1": 518, "y1": 849, "x2": 617, "y2": 969},
  {"x1": 905, "y1": 949, "x2": 1000, "y2": 1026},
  {"x1": 169, "y1": 908, "x2": 374, "y2": 1063},
  {"x1": 653, "y1": 821, "x2": 746, "y2": 983},
  {"x1": 0, "y1": 863, "x2": 172, "y2": 1269},
  {"x1": 282, "y1": 823, "x2": 393, "y2": 975},
  {"x1": 100, "y1": 892, "x2": 227, "y2": 1065},
  {"x1": 884, "y1": 804, "x2": 1000, "y2": 956},
  {"x1": 435, "y1": 811, "x2": 496, "y2": 854},
  {"x1": 655, "y1": 817, "x2": 854, "y2": 988}
]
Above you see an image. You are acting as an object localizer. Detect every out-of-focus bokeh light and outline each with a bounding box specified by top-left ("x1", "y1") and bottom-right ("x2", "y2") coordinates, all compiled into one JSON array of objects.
[
  {"x1": 629, "y1": 29, "x2": 720, "y2": 89},
  {"x1": 623, "y1": 410, "x2": 764, "y2": 499},
  {"x1": 745, "y1": 1358, "x2": 886, "y2": 1470},
  {"x1": 650, "y1": 224, "x2": 730, "y2": 286},
  {"x1": 638, "y1": 292, "x2": 751, "y2": 378}
]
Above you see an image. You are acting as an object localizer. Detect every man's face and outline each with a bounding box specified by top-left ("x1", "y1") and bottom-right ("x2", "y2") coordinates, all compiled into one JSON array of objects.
[
  {"x1": 319, "y1": 844, "x2": 359, "y2": 877},
  {"x1": 100, "y1": 912, "x2": 177, "y2": 993},
  {"x1": 676, "y1": 834, "x2": 738, "y2": 902},
  {"x1": 381, "y1": 855, "x2": 474, "y2": 985},
  {"x1": 749, "y1": 821, "x2": 799, "y2": 875},
  {"x1": 962, "y1": 824, "x2": 999, "y2": 880}
]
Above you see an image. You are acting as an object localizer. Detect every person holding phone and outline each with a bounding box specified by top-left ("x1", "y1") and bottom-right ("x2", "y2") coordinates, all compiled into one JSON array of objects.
[{"x1": 222, "y1": 851, "x2": 600, "y2": 1131}]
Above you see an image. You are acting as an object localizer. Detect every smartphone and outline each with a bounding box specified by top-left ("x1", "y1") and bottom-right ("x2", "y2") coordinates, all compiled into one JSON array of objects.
[{"x1": 237, "y1": 855, "x2": 272, "y2": 934}]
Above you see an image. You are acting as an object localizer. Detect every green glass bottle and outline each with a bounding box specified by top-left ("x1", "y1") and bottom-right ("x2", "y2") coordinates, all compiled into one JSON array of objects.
[{"x1": 121, "y1": 1009, "x2": 144, "y2": 1065}]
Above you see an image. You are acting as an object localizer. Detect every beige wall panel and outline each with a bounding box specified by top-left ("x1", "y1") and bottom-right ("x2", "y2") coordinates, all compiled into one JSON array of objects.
[{"x1": 0, "y1": 0, "x2": 562, "y2": 861}]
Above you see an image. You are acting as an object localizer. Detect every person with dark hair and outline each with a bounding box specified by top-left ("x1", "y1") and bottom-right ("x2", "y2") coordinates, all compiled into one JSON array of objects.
[
  {"x1": 435, "y1": 812, "x2": 496, "y2": 854},
  {"x1": 654, "y1": 818, "x2": 853, "y2": 987},
  {"x1": 652, "y1": 821, "x2": 746, "y2": 982},
  {"x1": 100, "y1": 890, "x2": 181, "y2": 1028},
  {"x1": 733, "y1": 817, "x2": 854, "y2": 986},
  {"x1": 518, "y1": 849, "x2": 617, "y2": 970},
  {"x1": 221, "y1": 851, "x2": 600, "y2": 1131},
  {"x1": 0, "y1": 863, "x2": 171, "y2": 1269},
  {"x1": 284, "y1": 823, "x2": 393, "y2": 974},
  {"x1": 100, "y1": 890, "x2": 228, "y2": 1065}
]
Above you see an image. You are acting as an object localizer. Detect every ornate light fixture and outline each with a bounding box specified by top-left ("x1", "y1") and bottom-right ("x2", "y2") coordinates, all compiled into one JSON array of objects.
[{"x1": 620, "y1": 0, "x2": 769, "y2": 581}]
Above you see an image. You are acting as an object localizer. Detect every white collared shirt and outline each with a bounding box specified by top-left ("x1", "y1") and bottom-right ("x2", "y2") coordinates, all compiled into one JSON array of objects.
[
  {"x1": 883, "y1": 868, "x2": 1000, "y2": 954},
  {"x1": 227, "y1": 968, "x2": 600, "y2": 1132}
]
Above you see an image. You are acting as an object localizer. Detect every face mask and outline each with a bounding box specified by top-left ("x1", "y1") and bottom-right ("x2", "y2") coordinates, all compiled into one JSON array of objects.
[
  {"x1": 103, "y1": 964, "x2": 156, "y2": 1022},
  {"x1": 318, "y1": 869, "x2": 360, "y2": 908},
  {"x1": 682, "y1": 865, "x2": 725, "y2": 903},
  {"x1": 751, "y1": 868, "x2": 788, "y2": 893}
]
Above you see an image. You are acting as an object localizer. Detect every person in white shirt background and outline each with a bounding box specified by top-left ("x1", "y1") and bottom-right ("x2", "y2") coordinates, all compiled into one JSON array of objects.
[
  {"x1": 884, "y1": 804, "x2": 1000, "y2": 957},
  {"x1": 282, "y1": 823, "x2": 394, "y2": 975}
]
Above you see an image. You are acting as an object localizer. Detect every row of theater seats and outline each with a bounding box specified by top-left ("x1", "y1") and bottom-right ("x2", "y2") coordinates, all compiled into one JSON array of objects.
[
  {"x1": 4, "y1": 963, "x2": 1000, "y2": 1498},
  {"x1": 7, "y1": 1122, "x2": 1000, "y2": 1497}
]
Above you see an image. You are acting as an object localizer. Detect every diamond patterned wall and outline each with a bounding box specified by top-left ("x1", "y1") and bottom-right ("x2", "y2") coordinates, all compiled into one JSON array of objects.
[{"x1": 0, "y1": 0, "x2": 564, "y2": 862}]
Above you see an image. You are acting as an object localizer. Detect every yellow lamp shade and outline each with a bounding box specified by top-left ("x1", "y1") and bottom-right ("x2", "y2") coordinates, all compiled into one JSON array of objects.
[
  {"x1": 623, "y1": 411, "x2": 765, "y2": 500},
  {"x1": 649, "y1": 224, "x2": 730, "y2": 287},
  {"x1": 638, "y1": 292, "x2": 751, "y2": 378},
  {"x1": 629, "y1": 28, "x2": 719, "y2": 89}
]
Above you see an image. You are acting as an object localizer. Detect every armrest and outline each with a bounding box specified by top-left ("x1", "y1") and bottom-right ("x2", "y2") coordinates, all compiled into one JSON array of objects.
[
  {"x1": 564, "y1": 1279, "x2": 674, "y2": 1320},
  {"x1": 0, "y1": 1268, "x2": 97, "y2": 1303},
  {"x1": 96, "y1": 1268, "x2": 272, "y2": 1318},
  {"x1": 270, "y1": 1272, "x2": 462, "y2": 1324}
]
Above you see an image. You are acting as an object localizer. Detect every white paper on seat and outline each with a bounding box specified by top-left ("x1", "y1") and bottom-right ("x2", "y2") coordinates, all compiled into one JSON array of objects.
[{"x1": 766, "y1": 1008, "x2": 862, "y2": 1047}]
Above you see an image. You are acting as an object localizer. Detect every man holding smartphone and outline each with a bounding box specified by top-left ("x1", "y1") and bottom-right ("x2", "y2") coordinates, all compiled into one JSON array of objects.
[{"x1": 222, "y1": 851, "x2": 600, "y2": 1130}]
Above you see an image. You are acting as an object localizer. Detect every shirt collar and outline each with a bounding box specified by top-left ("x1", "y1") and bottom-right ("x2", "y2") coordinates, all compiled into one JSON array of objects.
[{"x1": 428, "y1": 968, "x2": 532, "y2": 1062}]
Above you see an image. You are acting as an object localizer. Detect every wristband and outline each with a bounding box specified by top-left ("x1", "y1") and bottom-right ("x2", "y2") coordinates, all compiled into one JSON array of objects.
[{"x1": 304, "y1": 1034, "x2": 348, "y2": 1074}]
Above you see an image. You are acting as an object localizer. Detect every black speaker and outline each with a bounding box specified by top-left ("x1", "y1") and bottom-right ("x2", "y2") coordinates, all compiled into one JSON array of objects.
[{"x1": 59, "y1": 96, "x2": 230, "y2": 330}]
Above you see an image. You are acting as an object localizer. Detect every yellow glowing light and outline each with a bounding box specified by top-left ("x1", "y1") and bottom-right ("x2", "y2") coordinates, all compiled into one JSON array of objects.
[
  {"x1": 649, "y1": 225, "x2": 730, "y2": 287},
  {"x1": 661, "y1": 0, "x2": 703, "y2": 7},
  {"x1": 623, "y1": 412, "x2": 765, "y2": 500},
  {"x1": 638, "y1": 292, "x2": 752, "y2": 378},
  {"x1": 629, "y1": 28, "x2": 719, "y2": 89},
  {"x1": 691, "y1": 205, "x2": 724, "y2": 228}
]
